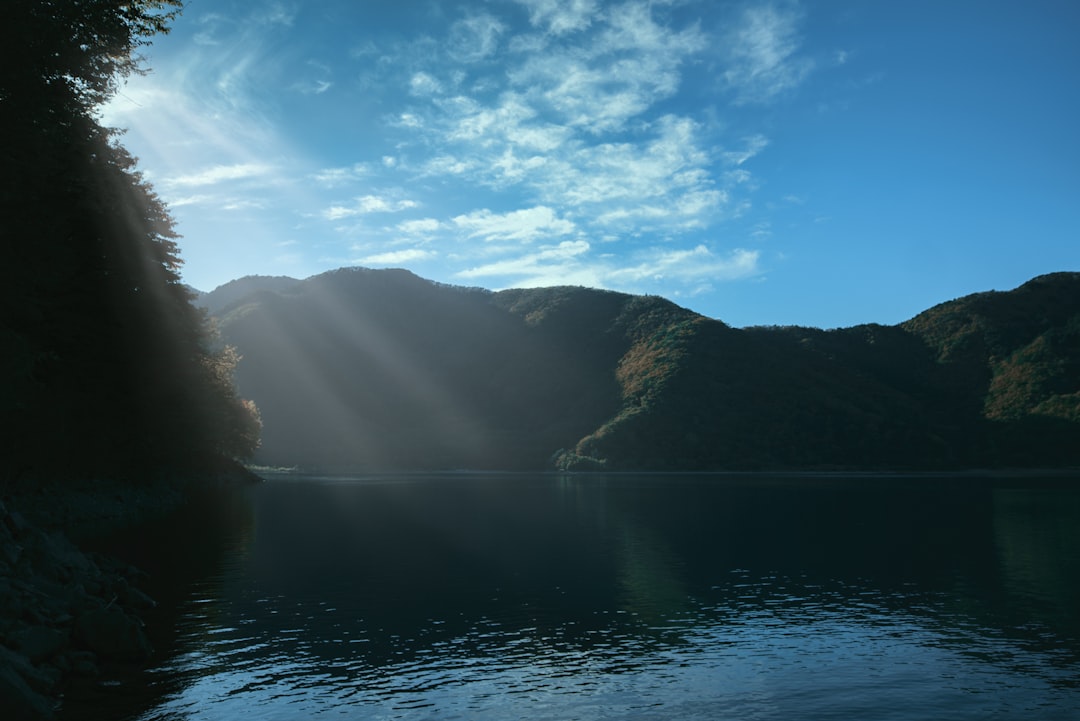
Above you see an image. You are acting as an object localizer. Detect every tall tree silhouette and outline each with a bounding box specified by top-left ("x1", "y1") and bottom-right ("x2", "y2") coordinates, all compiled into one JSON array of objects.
[{"x1": 1, "y1": 0, "x2": 260, "y2": 482}]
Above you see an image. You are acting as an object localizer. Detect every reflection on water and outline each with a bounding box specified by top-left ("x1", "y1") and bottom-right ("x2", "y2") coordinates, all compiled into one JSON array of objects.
[{"x1": 63, "y1": 474, "x2": 1080, "y2": 720}]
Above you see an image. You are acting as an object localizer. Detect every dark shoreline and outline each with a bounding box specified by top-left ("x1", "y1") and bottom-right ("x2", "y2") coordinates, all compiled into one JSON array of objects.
[{"x1": 0, "y1": 462, "x2": 261, "y2": 720}]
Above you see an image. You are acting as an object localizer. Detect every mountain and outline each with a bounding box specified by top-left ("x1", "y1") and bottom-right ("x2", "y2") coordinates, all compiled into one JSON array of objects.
[
  {"x1": 208, "y1": 268, "x2": 1080, "y2": 471},
  {"x1": 197, "y1": 275, "x2": 304, "y2": 316}
]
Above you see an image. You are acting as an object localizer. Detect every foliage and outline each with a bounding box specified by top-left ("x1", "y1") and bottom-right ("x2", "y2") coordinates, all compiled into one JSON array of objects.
[
  {"x1": 211, "y1": 270, "x2": 1080, "y2": 472},
  {"x1": 2, "y1": 0, "x2": 259, "y2": 483},
  {"x1": 1, "y1": 0, "x2": 182, "y2": 113}
]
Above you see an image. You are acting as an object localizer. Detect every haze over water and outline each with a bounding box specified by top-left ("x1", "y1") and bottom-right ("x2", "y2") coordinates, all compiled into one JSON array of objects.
[{"x1": 66, "y1": 473, "x2": 1080, "y2": 720}]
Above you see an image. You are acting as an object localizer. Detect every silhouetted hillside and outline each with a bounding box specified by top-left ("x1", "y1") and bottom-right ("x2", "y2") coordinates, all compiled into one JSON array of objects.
[
  {"x1": 215, "y1": 269, "x2": 629, "y2": 469},
  {"x1": 211, "y1": 269, "x2": 1080, "y2": 471},
  {"x1": 198, "y1": 275, "x2": 304, "y2": 316}
]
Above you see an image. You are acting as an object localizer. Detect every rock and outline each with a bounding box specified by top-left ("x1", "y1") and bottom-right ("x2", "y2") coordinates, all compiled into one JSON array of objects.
[
  {"x1": 64, "y1": 650, "x2": 99, "y2": 677},
  {"x1": 0, "y1": 664, "x2": 55, "y2": 721},
  {"x1": 1, "y1": 540, "x2": 23, "y2": 566},
  {"x1": 4, "y1": 509, "x2": 31, "y2": 538},
  {"x1": 51, "y1": 654, "x2": 69, "y2": 673},
  {"x1": 1, "y1": 491, "x2": 172, "y2": 714},
  {"x1": 120, "y1": 586, "x2": 157, "y2": 610},
  {"x1": 0, "y1": 645, "x2": 60, "y2": 693},
  {"x1": 10, "y1": 626, "x2": 68, "y2": 664},
  {"x1": 73, "y1": 608, "x2": 153, "y2": 662},
  {"x1": 0, "y1": 580, "x2": 24, "y2": 619}
]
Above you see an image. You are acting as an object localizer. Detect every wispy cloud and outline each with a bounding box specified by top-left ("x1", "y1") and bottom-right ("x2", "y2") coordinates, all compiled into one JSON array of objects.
[
  {"x1": 323, "y1": 194, "x2": 419, "y2": 220},
  {"x1": 609, "y1": 246, "x2": 761, "y2": 283},
  {"x1": 409, "y1": 72, "x2": 442, "y2": 96},
  {"x1": 457, "y1": 242, "x2": 761, "y2": 293},
  {"x1": 447, "y1": 14, "x2": 505, "y2": 62},
  {"x1": 168, "y1": 194, "x2": 217, "y2": 208},
  {"x1": 168, "y1": 163, "x2": 275, "y2": 188},
  {"x1": 513, "y1": 0, "x2": 600, "y2": 36},
  {"x1": 458, "y1": 239, "x2": 595, "y2": 283},
  {"x1": 452, "y1": 206, "x2": 576, "y2": 243},
  {"x1": 102, "y1": 0, "x2": 820, "y2": 300},
  {"x1": 310, "y1": 164, "x2": 373, "y2": 188},
  {"x1": 357, "y1": 248, "x2": 437, "y2": 265},
  {"x1": 396, "y1": 218, "x2": 443, "y2": 234},
  {"x1": 722, "y1": 2, "x2": 813, "y2": 104},
  {"x1": 389, "y1": 2, "x2": 733, "y2": 242}
]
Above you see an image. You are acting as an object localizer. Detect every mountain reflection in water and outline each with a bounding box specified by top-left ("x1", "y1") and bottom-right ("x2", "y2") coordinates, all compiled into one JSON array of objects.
[{"x1": 63, "y1": 473, "x2": 1080, "y2": 720}]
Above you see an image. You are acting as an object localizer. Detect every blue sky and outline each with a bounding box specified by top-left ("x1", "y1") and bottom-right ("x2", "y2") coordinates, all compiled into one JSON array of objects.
[{"x1": 101, "y1": 0, "x2": 1080, "y2": 328}]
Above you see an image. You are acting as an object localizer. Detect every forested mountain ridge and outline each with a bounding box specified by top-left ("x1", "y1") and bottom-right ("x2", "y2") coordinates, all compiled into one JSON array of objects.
[
  {"x1": 904, "y1": 273, "x2": 1080, "y2": 424},
  {"x1": 208, "y1": 268, "x2": 1080, "y2": 471}
]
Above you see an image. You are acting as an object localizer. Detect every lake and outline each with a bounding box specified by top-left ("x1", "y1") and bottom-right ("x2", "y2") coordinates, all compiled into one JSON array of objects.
[{"x1": 62, "y1": 472, "x2": 1080, "y2": 720}]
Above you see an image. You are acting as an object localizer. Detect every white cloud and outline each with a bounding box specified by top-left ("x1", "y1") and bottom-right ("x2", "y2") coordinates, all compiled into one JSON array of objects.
[
  {"x1": 447, "y1": 14, "x2": 505, "y2": 62},
  {"x1": 421, "y1": 154, "x2": 478, "y2": 176},
  {"x1": 104, "y1": 0, "x2": 798, "y2": 302},
  {"x1": 513, "y1": 0, "x2": 600, "y2": 36},
  {"x1": 491, "y1": 149, "x2": 550, "y2": 184},
  {"x1": 401, "y1": 3, "x2": 724, "y2": 236},
  {"x1": 507, "y1": 3, "x2": 705, "y2": 133},
  {"x1": 534, "y1": 116, "x2": 722, "y2": 221},
  {"x1": 397, "y1": 218, "x2": 443, "y2": 234},
  {"x1": 168, "y1": 162, "x2": 274, "y2": 188},
  {"x1": 167, "y1": 194, "x2": 216, "y2": 208},
  {"x1": 309, "y1": 164, "x2": 372, "y2": 188},
  {"x1": 293, "y1": 59, "x2": 333, "y2": 95},
  {"x1": 295, "y1": 79, "x2": 332, "y2": 95},
  {"x1": 609, "y1": 246, "x2": 760, "y2": 283},
  {"x1": 452, "y1": 206, "x2": 576, "y2": 242},
  {"x1": 259, "y1": 3, "x2": 296, "y2": 26},
  {"x1": 722, "y1": 3, "x2": 813, "y2": 104},
  {"x1": 458, "y1": 239, "x2": 593, "y2": 280},
  {"x1": 322, "y1": 195, "x2": 419, "y2": 220},
  {"x1": 723, "y1": 135, "x2": 770, "y2": 166},
  {"x1": 358, "y1": 248, "x2": 437, "y2": 265},
  {"x1": 222, "y1": 198, "x2": 269, "y2": 211},
  {"x1": 456, "y1": 240, "x2": 760, "y2": 292},
  {"x1": 409, "y1": 72, "x2": 442, "y2": 96}
]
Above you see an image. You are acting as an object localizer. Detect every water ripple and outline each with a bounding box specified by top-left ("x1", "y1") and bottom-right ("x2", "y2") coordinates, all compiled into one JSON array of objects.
[{"x1": 68, "y1": 475, "x2": 1080, "y2": 721}]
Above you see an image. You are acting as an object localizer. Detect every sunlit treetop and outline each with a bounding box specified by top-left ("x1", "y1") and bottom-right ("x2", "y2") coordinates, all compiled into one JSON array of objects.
[{"x1": 1, "y1": 0, "x2": 182, "y2": 113}]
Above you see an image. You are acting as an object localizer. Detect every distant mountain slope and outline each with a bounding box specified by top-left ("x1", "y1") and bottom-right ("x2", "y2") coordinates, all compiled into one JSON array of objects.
[
  {"x1": 197, "y1": 275, "x2": 303, "y2": 316},
  {"x1": 212, "y1": 268, "x2": 1080, "y2": 471},
  {"x1": 215, "y1": 269, "x2": 632, "y2": 470},
  {"x1": 901, "y1": 272, "x2": 1080, "y2": 465},
  {"x1": 904, "y1": 272, "x2": 1080, "y2": 421}
]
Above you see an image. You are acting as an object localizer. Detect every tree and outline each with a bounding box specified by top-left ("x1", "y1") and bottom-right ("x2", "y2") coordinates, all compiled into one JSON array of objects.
[{"x1": 2, "y1": 0, "x2": 260, "y2": 482}]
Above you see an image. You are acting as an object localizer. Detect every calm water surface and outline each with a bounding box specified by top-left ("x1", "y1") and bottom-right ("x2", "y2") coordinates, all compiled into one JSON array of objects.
[{"x1": 65, "y1": 473, "x2": 1080, "y2": 720}]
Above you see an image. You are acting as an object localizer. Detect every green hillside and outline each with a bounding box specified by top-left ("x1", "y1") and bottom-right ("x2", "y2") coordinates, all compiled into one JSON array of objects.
[{"x1": 208, "y1": 269, "x2": 1080, "y2": 471}]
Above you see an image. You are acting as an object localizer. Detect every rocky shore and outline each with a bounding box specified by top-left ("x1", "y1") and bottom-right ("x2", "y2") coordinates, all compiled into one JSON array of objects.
[{"x1": 0, "y1": 464, "x2": 261, "y2": 720}]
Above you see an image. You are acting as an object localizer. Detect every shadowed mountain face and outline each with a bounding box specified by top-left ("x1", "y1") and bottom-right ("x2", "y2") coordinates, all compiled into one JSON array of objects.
[{"x1": 206, "y1": 269, "x2": 1080, "y2": 471}]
